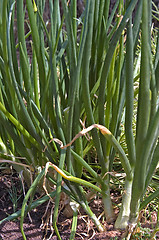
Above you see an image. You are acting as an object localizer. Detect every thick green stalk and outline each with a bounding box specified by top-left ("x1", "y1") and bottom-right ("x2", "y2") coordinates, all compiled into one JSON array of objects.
[
  {"x1": 73, "y1": 102, "x2": 83, "y2": 177},
  {"x1": 72, "y1": 0, "x2": 83, "y2": 174},
  {"x1": 61, "y1": 0, "x2": 83, "y2": 172},
  {"x1": 61, "y1": 0, "x2": 77, "y2": 75},
  {"x1": 98, "y1": 0, "x2": 109, "y2": 41},
  {"x1": 150, "y1": 52, "x2": 157, "y2": 121},
  {"x1": 132, "y1": 0, "x2": 142, "y2": 44},
  {"x1": 71, "y1": 0, "x2": 77, "y2": 40},
  {"x1": 17, "y1": 0, "x2": 28, "y2": 66},
  {"x1": 2, "y1": 0, "x2": 8, "y2": 65},
  {"x1": 89, "y1": 0, "x2": 99, "y2": 89},
  {"x1": 47, "y1": 0, "x2": 64, "y2": 141},
  {"x1": 81, "y1": 1, "x2": 106, "y2": 174},
  {"x1": 0, "y1": 1, "x2": 2, "y2": 25},
  {"x1": 9, "y1": 3, "x2": 20, "y2": 87},
  {"x1": 105, "y1": 50, "x2": 116, "y2": 157},
  {"x1": 36, "y1": 0, "x2": 45, "y2": 86},
  {"x1": 125, "y1": 16, "x2": 136, "y2": 167},
  {"x1": 115, "y1": 9, "x2": 135, "y2": 228},
  {"x1": 32, "y1": 48, "x2": 40, "y2": 110},
  {"x1": 109, "y1": 34, "x2": 125, "y2": 170},
  {"x1": 1, "y1": 0, "x2": 19, "y2": 117},
  {"x1": 80, "y1": 1, "x2": 115, "y2": 221},
  {"x1": 25, "y1": 0, "x2": 46, "y2": 101},
  {"x1": 115, "y1": 178, "x2": 133, "y2": 229},
  {"x1": 136, "y1": 0, "x2": 151, "y2": 163},
  {"x1": 91, "y1": 0, "x2": 111, "y2": 90},
  {"x1": 99, "y1": 126, "x2": 132, "y2": 181},
  {"x1": 19, "y1": 43, "x2": 33, "y2": 99},
  {"x1": 129, "y1": 0, "x2": 151, "y2": 225}
]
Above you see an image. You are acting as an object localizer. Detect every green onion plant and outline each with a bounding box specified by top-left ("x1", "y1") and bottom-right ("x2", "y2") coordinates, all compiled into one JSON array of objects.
[{"x1": 0, "y1": 0, "x2": 158, "y2": 239}]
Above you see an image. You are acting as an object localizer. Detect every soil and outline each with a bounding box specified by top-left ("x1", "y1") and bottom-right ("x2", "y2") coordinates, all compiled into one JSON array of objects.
[{"x1": 0, "y1": 169, "x2": 158, "y2": 240}]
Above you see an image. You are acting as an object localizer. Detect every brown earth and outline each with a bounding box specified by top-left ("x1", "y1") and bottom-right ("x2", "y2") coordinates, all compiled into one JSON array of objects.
[{"x1": 0, "y1": 170, "x2": 158, "y2": 240}]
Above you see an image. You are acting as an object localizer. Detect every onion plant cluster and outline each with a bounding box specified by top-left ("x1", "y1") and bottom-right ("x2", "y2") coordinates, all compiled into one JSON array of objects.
[{"x1": 0, "y1": 0, "x2": 159, "y2": 239}]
